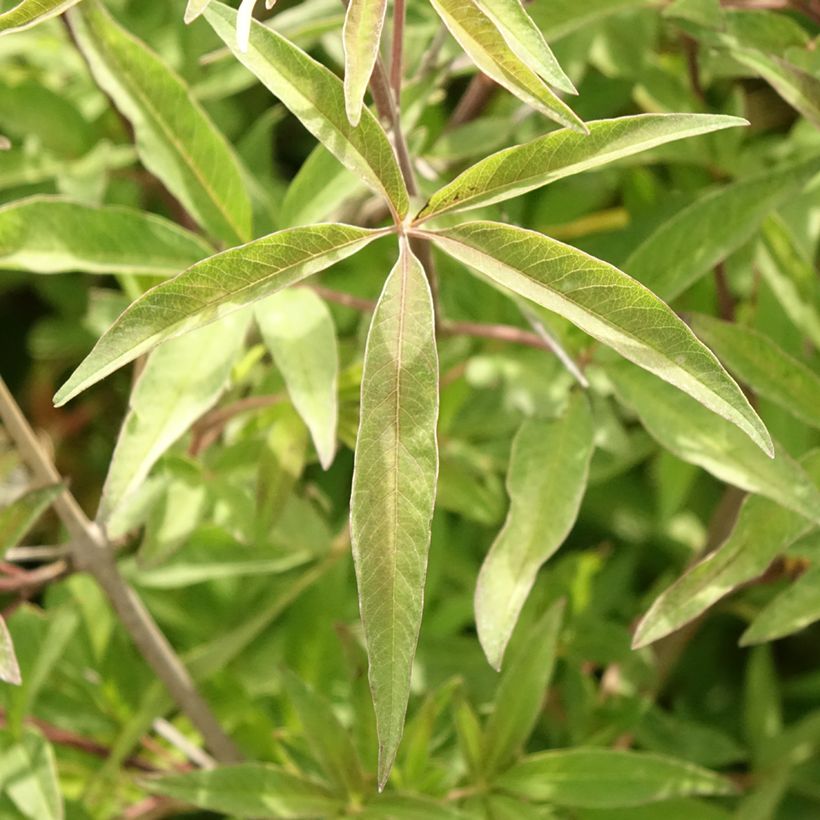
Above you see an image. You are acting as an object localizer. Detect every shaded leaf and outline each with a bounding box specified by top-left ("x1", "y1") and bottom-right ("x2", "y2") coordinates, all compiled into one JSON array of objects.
[
  {"x1": 427, "y1": 221, "x2": 771, "y2": 455},
  {"x1": 0, "y1": 0, "x2": 81, "y2": 35},
  {"x1": 350, "y1": 242, "x2": 439, "y2": 788},
  {"x1": 0, "y1": 483, "x2": 62, "y2": 552},
  {"x1": 0, "y1": 729, "x2": 62, "y2": 820},
  {"x1": 0, "y1": 197, "x2": 210, "y2": 276},
  {"x1": 417, "y1": 113, "x2": 746, "y2": 221},
  {"x1": 256, "y1": 289, "x2": 338, "y2": 469},
  {"x1": 204, "y1": 1, "x2": 409, "y2": 219},
  {"x1": 690, "y1": 313, "x2": 820, "y2": 432},
  {"x1": 476, "y1": 395, "x2": 592, "y2": 670},
  {"x1": 624, "y1": 156, "x2": 820, "y2": 301},
  {"x1": 342, "y1": 0, "x2": 387, "y2": 126},
  {"x1": 498, "y1": 749, "x2": 734, "y2": 807},
  {"x1": 54, "y1": 223, "x2": 384, "y2": 406},
  {"x1": 429, "y1": 0, "x2": 585, "y2": 132},
  {"x1": 69, "y1": 0, "x2": 252, "y2": 244}
]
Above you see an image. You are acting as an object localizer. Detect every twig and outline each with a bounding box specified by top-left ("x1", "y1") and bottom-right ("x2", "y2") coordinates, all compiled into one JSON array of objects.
[
  {"x1": 0, "y1": 378, "x2": 241, "y2": 764},
  {"x1": 188, "y1": 393, "x2": 284, "y2": 455},
  {"x1": 153, "y1": 718, "x2": 216, "y2": 769},
  {"x1": 448, "y1": 73, "x2": 497, "y2": 129},
  {"x1": 0, "y1": 560, "x2": 68, "y2": 593},
  {"x1": 5, "y1": 545, "x2": 68, "y2": 562},
  {"x1": 390, "y1": 0, "x2": 406, "y2": 104}
]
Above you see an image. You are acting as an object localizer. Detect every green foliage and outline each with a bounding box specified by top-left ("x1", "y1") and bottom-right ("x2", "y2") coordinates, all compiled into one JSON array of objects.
[{"x1": 1, "y1": 0, "x2": 819, "y2": 816}]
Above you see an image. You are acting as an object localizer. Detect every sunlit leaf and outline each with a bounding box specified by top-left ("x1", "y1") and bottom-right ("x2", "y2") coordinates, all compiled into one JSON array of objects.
[
  {"x1": 69, "y1": 0, "x2": 252, "y2": 244},
  {"x1": 184, "y1": 0, "x2": 212, "y2": 24},
  {"x1": 350, "y1": 242, "x2": 439, "y2": 788},
  {"x1": 0, "y1": 619, "x2": 21, "y2": 686},
  {"x1": 204, "y1": 1, "x2": 409, "y2": 219},
  {"x1": 256, "y1": 289, "x2": 338, "y2": 469},
  {"x1": 342, "y1": 0, "x2": 387, "y2": 126},
  {"x1": 426, "y1": 221, "x2": 771, "y2": 455},
  {"x1": 416, "y1": 113, "x2": 746, "y2": 221},
  {"x1": 0, "y1": 0, "x2": 81, "y2": 35},
  {"x1": 498, "y1": 749, "x2": 735, "y2": 807},
  {"x1": 429, "y1": 0, "x2": 585, "y2": 132},
  {"x1": 0, "y1": 483, "x2": 62, "y2": 552},
  {"x1": 0, "y1": 197, "x2": 210, "y2": 276},
  {"x1": 634, "y1": 450, "x2": 820, "y2": 648},
  {"x1": 476, "y1": 396, "x2": 592, "y2": 670},
  {"x1": 0, "y1": 728, "x2": 63, "y2": 819},
  {"x1": 54, "y1": 224, "x2": 384, "y2": 406}
]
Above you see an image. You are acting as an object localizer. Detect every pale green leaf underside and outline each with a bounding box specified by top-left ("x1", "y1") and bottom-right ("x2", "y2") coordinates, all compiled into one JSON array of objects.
[
  {"x1": 691, "y1": 313, "x2": 820, "y2": 432},
  {"x1": 98, "y1": 311, "x2": 250, "y2": 522},
  {"x1": 429, "y1": 0, "x2": 585, "y2": 132},
  {"x1": 184, "y1": 0, "x2": 212, "y2": 24},
  {"x1": 343, "y1": 0, "x2": 387, "y2": 126},
  {"x1": 477, "y1": 0, "x2": 575, "y2": 93},
  {"x1": 428, "y1": 221, "x2": 772, "y2": 456},
  {"x1": 0, "y1": 728, "x2": 64, "y2": 820},
  {"x1": 607, "y1": 362, "x2": 820, "y2": 525},
  {"x1": 625, "y1": 155, "x2": 820, "y2": 301},
  {"x1": 0, "y1": 196, "x2": 211, "y2": 276},
  {"x1": 144, "y1": 764, "x2": 342, "y2": 816},
  {"x1": 476, "y1": 395, "x2": 592, "y2": 670},
  {"x1": 417, "y1": 113, "x2": 747, "y2": 220},
  {"x1": 54, "y1": 224, "x2": 384, "y2": 406},
  {"x1": 634, "y1": 449, "x2": 820, "y2": 649},
  {"x1": 498, "y1": 749, "x2": 735, "y2": 807},
  {"x1": 204, "y1": 1, "x2": 409, "y2": 219},
  {"x1": 70, "y1": 1, "x2": 252, "y2": 245},
  {"x1": 0, "y1": 0, "x2": 81, "y2": 35},
  {"x1": 255, "y1": 288, "x2": 339, "y2": 469},
  {"x1": 0, "y1": 617, "x2": 20, "y2": 685},
  {"x1": 350, "y1": 243, "x2": 439, "y2": 789},
  {"x1": 0, "y1": 483, "x2": 63, "y2": 552}
]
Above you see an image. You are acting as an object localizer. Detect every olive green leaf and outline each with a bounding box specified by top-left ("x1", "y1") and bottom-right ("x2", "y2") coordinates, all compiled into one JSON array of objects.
[
  {"x1": 343, "y1": 0, "x2": 387, "y2": 126},
  {"x1": 255, "y1": 288, "x2": 339, "y2": 469},
  {"x1": 476, "y1": 395, "x2": 593, "y2": 670},
  {"x1": 498, "y1": 749, "x2": 735, "y2": 807},
  {"x1": 350, "y1": 242, "x2": 439, "y2": 789},
  {"x1": 98, "y1": 311, "x2": 251, "y2": 522},
  {"x1": 54, "y1": 224, "x2": 385, "y2": 406},
  {"x1": 0, "y1": 0, "x2": 81, "y2": 35},
  {"x1": 426, "y1": 221, "x2": 771, "y2": 455},
  {"x1": 69, "y1": 0, "x2": 252, "y2": 245},
  {"x1": 0, "y1": 197, "x2": 210, "y2": 276},
  {"x1": 607, "y1": 362, "x2": 820, "y2": 525},
  {"x1": 0, "y1": 483, "x2": 63, "y2": 552},
  {"x1": 416, "y1": 113, "x2": 746, "y2": 221},
  {"x1": 477, "y1": 0, "x2": 575, "y2": 94},
  {"x1": 633, "y1": 450, "x2": 820, "y2": 649},
  {"x1": 429, "y1": 0, "x2": 585, "y2": 132},
  {"x1": 204, "y1": 1, "x2": 409, "y2": 220},
  {"x1": 625, "y1": 156, "x2": 820, "y2": 301},
  {"x1": 690, "y1": 314, "x2": 820, "y2": 431}
]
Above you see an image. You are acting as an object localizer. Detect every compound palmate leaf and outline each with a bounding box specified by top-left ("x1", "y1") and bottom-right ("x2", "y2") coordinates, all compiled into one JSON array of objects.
[
  {"x1": 476, "y1": 394, "x2": 593, "y2": 670},
  {"x1": 429, "y1": 0, "x2": 585, "y2": 132},
  {"x1": 0, "y1": 197, "x2": 211, "y2": 276},
  {"x1": 426, "y1": 220, "x2": 772, "y2": 455},
  {"x1": 69, "y1": 0, "x2": 252, "y2": 246},
  {"x1": 0, "y1": 0, "x2": 81, "y2": 35},
  {"x1": 350, "y1": 242, "x2": 439, "y2": 789},
  {"x1": 416, "y1": 113, "x2": 747, "y2": 221},
  {"x1": 204, "y1": 1, "x2": 409, "y2": 220},
  {"x1": 342, "y1": 0, "x2": 387, "y2": 127},
  {"x1": 54, "y1": 224, "x2": 386, "y2": 406}
]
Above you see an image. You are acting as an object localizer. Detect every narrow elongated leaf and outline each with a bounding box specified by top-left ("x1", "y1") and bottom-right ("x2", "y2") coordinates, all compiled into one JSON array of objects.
[
  {"x1": 144, "y1": 765, "x2": 342, "y2": 817},
  {"x1": 54, "y1": 224, "x2": 384, "y2": 406},
  {"x1": 99, "y1": 311, "x2": 250, "y2": 521},
  {"x1": 607, "y1": 362, "x2": 820, "y2": 523},
  {"x1": 634, "y1": 450, "x2": 820, "y2": 648},
  {"x1": 343, "y1": 0, "x2": 387, "y2": 126},
  {"x1": 0, "y1": 618, "x2": 21, "y2": 685},
  {"x1": 204, "y1": 1, "x2": 409, "y2": 219},
  {"x1": 184, "y1": 0, "x2": 212, "y2": 24},
  {"x1": 625, "y1": 156, "x2": 820, "y2": 301},
  {"x1": 476, "y1": 396, "x2": 592, "y2": 670},
  {"x1": 416, "y1": 113, "x2": 746, "y2": 221},
  {"x1": 0, "y1": 197, "x2": 210, "y2": 276},
  {"x1": 427, "y1": 221, "x2": 771, "y2": 455},
  {"x1": 350, "y1": 243, "x2": 439, "y2": 789},
  {"x1": 429, "y1": 0, "x2": 585, "y2": 132},
  {"x1": 69, "y1": 0, "x2": 252, "y2": 245},
  {"x1": 256, "y1": 289, "x2": 338, "y2": 469},
  {"x1": 690, "y1": 314, "x2": 820, "y2": 431},
  {"x1": 0, "y1": 0, "x2": 81, "y2": 35},
  {"x1": 0, "y1": 484, "x2": 62, "y2": 552},
  {"x1": 483, "y1": 600, "x2": 564, "y2": 775},
  {"x1": 0, "y1": 728, "x2": 63, "y2": 820},
  {"x1": 498, "y1": 749, "x2": 734, "y2": 807},
  {"x1": 477, "y1": 0, "x2": 575, "y2": 93},
  {"x1": 282, "y1": 670, "x2": 365, "y2": 797}
]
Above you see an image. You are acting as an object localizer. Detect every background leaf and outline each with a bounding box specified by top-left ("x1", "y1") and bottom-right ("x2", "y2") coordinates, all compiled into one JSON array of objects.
[
  {"x1": 342, "y1": 0, "x2": 387, "y2": 127},
  {"x1": 0, "y1": 0, "x2": 81, "y2": 35}
]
